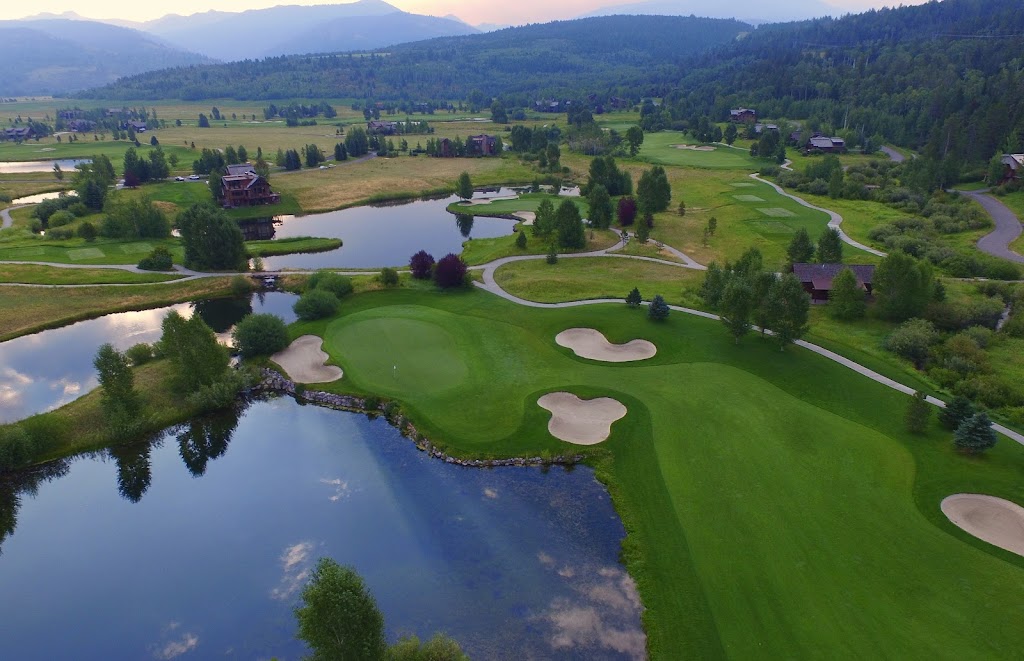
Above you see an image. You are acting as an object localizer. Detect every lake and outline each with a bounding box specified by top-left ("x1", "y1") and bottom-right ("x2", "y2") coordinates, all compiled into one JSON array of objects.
[
  {"x1": 0, "y1": 158, "x2": 91, "y2": 174},
  {"x1": 0, "y1": 292, "x2": 298, "y2": 424},
  {"x1": 262, "y1": 189, "x2": 524, "y2": 270},
  {"x1": 0, "y1": 397, "x2": 644, "y2": 660}
]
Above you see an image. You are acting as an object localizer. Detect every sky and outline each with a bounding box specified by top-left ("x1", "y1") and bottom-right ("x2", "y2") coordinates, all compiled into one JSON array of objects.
[{"x1": 9, "y1": 0, "x2": 933, "y2": 26}]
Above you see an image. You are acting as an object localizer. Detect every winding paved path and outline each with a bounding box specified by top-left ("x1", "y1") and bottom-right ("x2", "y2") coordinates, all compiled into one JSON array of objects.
[
  {"x1": 961, "y1": 189, "x2": 1024, "y2": 264},
  {"x1": 880, "y1": 146, "x2": 906, "y2": 163},
  {"x1": 1, "y1": 204, "x2": 29, "y2": 229}
]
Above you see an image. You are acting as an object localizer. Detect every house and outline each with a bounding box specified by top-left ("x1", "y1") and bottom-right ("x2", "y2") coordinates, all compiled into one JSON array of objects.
[
  {"x1": 754, "y1": 123, "x2": 779, "y2": 135},
  {"x1": 368, "y1": 120, "x2": 398, "y2": 135},
  {"x1": 1000, "y1": 154, "x2": 1024, "y2": 181},
  {"x1": 220, "y1": 163, "x2": 280, "y2": 208},
  {"x1": 2, "y1": 126, "x2": 34, "y2": 141},
  {"x1": 437, "y1": 138, "x2": 455, "y2": 158},
  {"x1": 125, "y1": 120, "x2": 147, "y2": 133},
  {"x1": 67, "y1": 119, "x2": 95, "y2": 132},
  {"x1": 806, "y1": 135, "x2": 846, "y2": 153},
  {"x1": 730, "y1": 108, "x2": 757, "y2": 123},
  {"x1": 792, "y1": 263, "x2": 875, "y2": 302},
  {"x1": 468, "y1": 134, "x2": 498, "y2": 156}
]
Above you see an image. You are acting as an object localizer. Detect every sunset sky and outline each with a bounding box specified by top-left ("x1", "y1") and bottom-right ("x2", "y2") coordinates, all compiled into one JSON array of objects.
[{"x1": 9, "y1": 0, "x2": 934, "y2": 26}]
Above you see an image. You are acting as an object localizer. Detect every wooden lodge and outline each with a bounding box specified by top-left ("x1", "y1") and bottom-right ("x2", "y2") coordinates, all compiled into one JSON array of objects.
[
  {"x1": 367, "y1": 120, "x2": 398, "y2": 135},
  {"x1": 1000, "y1": 154, "x2": 1024, "y2": 182},
  {"x1": 805, "y1": 134, "x2": 846, "y2": 153},
  {"x1": 468, "y1": 134, "x2": 498, "y2": 156},
  {"x1": 2, "y1": 126, "x2": 35, "y2": 141},
  {"x1": 730, "y1": 108, "x2": 757, "y2": 123},
  {"x1": 792, "y1": 263, "x2": 875, "y2": 302},
  {"x1": 220, "y1": 163, "x2": 280, "y2": 208}
]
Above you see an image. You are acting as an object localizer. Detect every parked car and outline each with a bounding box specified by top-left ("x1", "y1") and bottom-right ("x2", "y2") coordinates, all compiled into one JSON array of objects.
[
  {"x1": 188, "y1": 174, "x2": 200, "y2": 180},
  {"x1": 175, "y1": 176, "x2": 185, "y2": 181}
]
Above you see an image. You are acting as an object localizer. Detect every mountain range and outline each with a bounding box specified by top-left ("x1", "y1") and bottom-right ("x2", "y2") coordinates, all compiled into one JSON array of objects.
[{"x1": 582, "y1": 0, "x2": 836, "y2": 25}]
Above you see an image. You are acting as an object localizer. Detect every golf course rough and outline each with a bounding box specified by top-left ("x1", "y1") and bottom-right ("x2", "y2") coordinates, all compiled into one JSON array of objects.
[
  {"x1": 537, "y1": 391, "x2": 628, "y2": 444},
  {"x1": 305, "y1": 289, "x2": 1024, "y2": 659},
  {"x1": 555, "y1": 328, "x2": 657, "y2": 362}
]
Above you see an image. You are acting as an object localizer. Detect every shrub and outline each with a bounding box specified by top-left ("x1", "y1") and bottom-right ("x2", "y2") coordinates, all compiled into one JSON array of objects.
[
  {"x1": 231, "y1": 274, "x2": 255, "y2": 297},
  {"x1": 309, "y1": 270, "x2": 354, "y2": 298},
  {"x1": 125, "y1": 343, "x2": 155, "y2": 366},
  {"x1": 76, "y1": 221, "x2": 97, "y2": 242},
  {"x1": 0, "y1": 425, "x2": 37, "y2": 471},
  {"x1": 47, "y1": 227, "x2": 73, "y2": 240},
  {"x1": 379, "y1": 267, "x2": 399, "y2": 287},
  {"x1": 626, "y1": 287, "x2": 642, "y2": 308},
  {"x1": 48, "y1": 210, "x2": 75, "y2": 228},
  {"x1": 137, "y1": 246, "x2": 174, "y2": 271},
  {"x1": 516, "y1": 230, "x2": 527, "y2": 249},
  {"x1": 546, "y1": 243, "x2": 558, "y2": 264},
  {"x1": 294, "y1": 289, "x2": 340, "y2": 320},
  {"x1": 68, "y1": 202, "x2": 89, "y2": 217},
  {"x1": 409, "y1": 250, "x2": 435, "y2": 279},
  {"x1": 433, "y1": 253, "x2": 467, "y2": 288},
  {"x1": 233, "y1": 313, "x2": 290, "y2": 358},
  {"x1": 883, "y1": 318, "x2": 939, "y2": 368}
]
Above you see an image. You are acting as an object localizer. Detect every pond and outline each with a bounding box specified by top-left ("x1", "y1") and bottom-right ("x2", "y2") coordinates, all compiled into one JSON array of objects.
[
  {"x1": 9, "y1": 191, "x2": 66, "y2": 205},
  {"x1": 261, "y1": 188, "x2": 525, "y2": 270},
  {"x1": 0, "y1": 397, "x2": 643, "y2": 660},
  {"x1": 0, "y1": 158, "x2": 91, "y2": 174},
  {"x1": 0, "y1": 292, "x2": 298, "y2": 424}
]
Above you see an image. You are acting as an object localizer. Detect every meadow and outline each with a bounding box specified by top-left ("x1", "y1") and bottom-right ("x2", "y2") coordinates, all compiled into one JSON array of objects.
[{"x1": 285, "y1": 287, "x2": 1024, "y2": 659}]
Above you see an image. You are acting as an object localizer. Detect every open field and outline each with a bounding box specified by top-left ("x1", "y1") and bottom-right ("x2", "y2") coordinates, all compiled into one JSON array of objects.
[
  {"x1": 280, "y1": 287, "x2": 1024, "y2": 659},
  {"x1": 636, "y1": 131, "x2": 762, "y2": 169},
  {"x1": 0, "y1": 237, "x2": 183, "y2": 265},
  {"x1": 493, "y1": 256, "x2": 703, "y2": 306},
  {"x1": 0, "y1": 277, "x2": 235, "y2": 341},
  {"x1": 0, "y1": 264, "x2": 184, "y2": 285}
]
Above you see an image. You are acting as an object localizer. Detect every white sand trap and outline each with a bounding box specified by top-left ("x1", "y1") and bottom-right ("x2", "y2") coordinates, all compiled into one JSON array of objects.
[
  {"x1": 941, "y1": 494, "x2": 1024, "y2": 557},
  {"x1": 672, "y1": 144, "x2": 715, "y2": 152},
  {"x1": 556, "y1": 328, "x2": 656, "y2": 363},
  {"x1": 514, "y1": 211, "x2": 536, "y2": 225},
  {"x1": 271, "y1": 335, "x2": 343, "y2": 383},
  {"x1": 537, "y1": 392, "x2": 627, "y2": 445}
]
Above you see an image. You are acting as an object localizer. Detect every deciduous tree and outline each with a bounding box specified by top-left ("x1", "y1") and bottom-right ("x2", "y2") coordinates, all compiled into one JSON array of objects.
[
  {"x1": 786, "y1": 227, "x2": 814, "y2": 265},
  {"x1": 905, "y1": 390, "x2": 931, "y2": 434},
  {"x1": 816, "y1": 227, "x2": 843, "y2": 263},
  {"x1": 828, "y1": 267, "x2": 866, "y2": 320},
  {"x1": 295, "y1": 558, "x2": 387, "y2": 661},
  {"x1": 409, "y1": 250, "x2": 435, "y2": 279}
]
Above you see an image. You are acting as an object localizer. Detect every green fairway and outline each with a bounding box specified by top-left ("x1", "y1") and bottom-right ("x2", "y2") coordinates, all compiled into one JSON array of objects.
[
  {"x1": 289, "y1": 287, "x2": 1024, "y2": 659},
  {"x1": 636, "y1": 132, "x2": 763, "y2": 169},
  {"x1": 447, "y1": 192, "x2": 589, "y2": 219}
]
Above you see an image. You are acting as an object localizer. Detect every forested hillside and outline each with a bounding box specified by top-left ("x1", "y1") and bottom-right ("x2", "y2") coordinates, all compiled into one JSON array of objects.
[{"x1": 80, "y1": 15, "x2": 751, "y2": 101}]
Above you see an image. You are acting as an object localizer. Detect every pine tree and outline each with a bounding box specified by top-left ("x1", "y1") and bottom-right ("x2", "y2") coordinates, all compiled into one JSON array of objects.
[
  {"x1": 648, "y1": 294, "x2": 670, "y2": 321},
  {"x1": 555, "y1": 200, "x2": 586, "y2": 249},
  {"x1": 456, "y1": 171, "x2": 473, "y2": 201},
  {"x1": 516, "y1": 230, "x2": 527, "y2": 249},
  {"x1": 939, "y1": 395, "x2": 975, "y2": 431},
  {"x1": 626, "y1": 287, "x2": 642, "y2": 308},
  {"x1": 816, "y1": 227, "x2": 843, "y2": 263},
  {"x1": 954, "y1": 412, "x2": 997, "y2": 455},
  {"x1": 905, "y1": 390, "x2": 931, "y2": 434}
]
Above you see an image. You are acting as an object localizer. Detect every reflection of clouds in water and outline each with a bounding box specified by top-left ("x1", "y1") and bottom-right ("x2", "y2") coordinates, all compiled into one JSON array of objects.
[
  {"x1": 538, "y1": 555, "x2": 646, "y2": 660},
  {"x1": 320, "y1": 478, "x2": 351, "y2": 502},
  {"x1": 270, "y1": 541, "x2": 316, "y2": 600},
  {"x1": 51, "y1": 377, "x2": 81, "y2": 396},
  {"x1": 0, "y1": 368, "x2": 33, "y2": 408},
  {"x1": 483, "y1": 487, "x2": 499, "y2": 499},
  {"x1": 152, "y1": 621, "x2": 199, "y2": 660}
]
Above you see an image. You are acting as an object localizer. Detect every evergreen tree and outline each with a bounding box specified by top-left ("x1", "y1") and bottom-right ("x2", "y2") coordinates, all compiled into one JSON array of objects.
[
  {"x1": 456, "y1": 171, "x2": 473, "y2": 201},
  {"x1": 587, "y1": 184, "x2": 613, "y2": 229},
  {"x1": 533, "y1": 199, "x2": 555, "y2": 236},
  {"x1": 626, "y1": 287, "x2": 642, "y2": 307},
  {"x1": 954, "y1": 412, "x2": 997, "y2": 455},
  {"x1": 555, "y1": 199, "x2": 586, "y2": 249},
  {"x1": 828, "y1": 267, "x2": 866, "y2": 320},
  {"x1": 939, "y1": 395, "x2": 975, "y2": 431},
  {"x1": 516, "y1": 230, "x2": 527, "y2": 249},
  {"x1": 625, "y1": 126, "x2": 644, "y2": 156},
  {"x1": 198, "y1": 113, "x2": 210, "y2": 128},
  {"x1": 905, "y1": 390, "x2": 931, "y2": 434},
  {"x1": 816, "y1": 227, "x2": 843, "y2": 263},
  {"x1": 786, "y1": 227, "x2": 815, "y2": 265},
  {"x1": 648, "y1": 294, "x2": 670, "y2": 321}
]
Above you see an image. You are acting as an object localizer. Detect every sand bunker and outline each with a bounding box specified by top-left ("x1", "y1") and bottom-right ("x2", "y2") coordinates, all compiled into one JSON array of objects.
[
  {"x1": 537, "y1": 392, "x2": 627, "y2": 445},
  {"x1": 672, "y1": 144, "x2": 715, "y2": 152},
  {"x1": 514, "y1": 211, "x2": 536, "y2": 226},
  {"x1": 270, "y1": 335, "x2": 343, "y2": 383},
  {"x1": 941, "y1": 494, "x2": 1024, "y2": 558},
  {"x1": 556, "y1": 328, "x2": 656, "y2": 363}
]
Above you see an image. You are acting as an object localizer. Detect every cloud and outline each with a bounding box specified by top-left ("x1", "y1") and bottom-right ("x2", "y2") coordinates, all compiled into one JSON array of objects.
[
  {"x1": 483, "y1": 487, "x2": 499, "y2": 499},
  {"x1": 271, "y1": 541, "x2": 316, "y2": 600},
  {"x1": 151, "y1": 623, "x2": 199, "y2": 660},
  {"x1": 320, "y1": 477, "x2": 350, "y2": 502}
]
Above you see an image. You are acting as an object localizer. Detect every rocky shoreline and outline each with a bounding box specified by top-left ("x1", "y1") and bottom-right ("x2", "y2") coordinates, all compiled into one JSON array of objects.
[{"x1": 249, "y1": 371, "x2": 585, "y2": 468}]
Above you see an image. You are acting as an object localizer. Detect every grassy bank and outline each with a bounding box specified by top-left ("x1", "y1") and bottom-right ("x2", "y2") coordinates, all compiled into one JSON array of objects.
[
  {"x1": 246, "y1": 236, "x2": 342, "y2": 257},
  {"x1": 0, "y1": 264, "x2": 184, "y2": 285},
  {"x1": 0, "y1": 277, "x2": 235, "y2": 341},
  {"x1": 461, "y1": 228, "x2": 620, "y2": 265}
]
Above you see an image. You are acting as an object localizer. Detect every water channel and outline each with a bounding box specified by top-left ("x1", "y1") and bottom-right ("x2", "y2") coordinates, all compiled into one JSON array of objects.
[
  {"x1": 0, "y1": 397, "x2": 644, "y2": 660},
  {"x1": 0, "y1": 159, "x2": 91, "y2": 174}
]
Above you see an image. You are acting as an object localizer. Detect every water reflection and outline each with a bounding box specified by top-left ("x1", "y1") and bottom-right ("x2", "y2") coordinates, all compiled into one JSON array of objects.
[
  {"x1": 0, "y1": 158, "x2": 91, "y2": 174},
  {"x1": 455, "y1": 213, "x2": 474, "y2": 238},
  {"x1": 0, "y1": 292, "x2": 298, "y2": 423},
  {"x1": 0, "y1": 459, "x2": 70, "y2": 556},
  {"x1": 0, "y1": 398, "x2": 643, "y2": 659}
]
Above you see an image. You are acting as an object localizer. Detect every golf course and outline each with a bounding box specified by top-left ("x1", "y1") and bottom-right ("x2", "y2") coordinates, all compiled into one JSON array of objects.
[{"x1": 286, "y1": 287, "x2": 1024, "y2": 659}]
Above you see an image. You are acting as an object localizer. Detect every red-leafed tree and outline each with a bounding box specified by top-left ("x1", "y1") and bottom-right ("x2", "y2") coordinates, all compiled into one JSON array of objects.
[
  {"x1": 617, "y1": 196, "x2": 637, "y2": 226},
  {"x1": 433, "y1": 253, "x2": 467, "y2": 288},
  {"x1": 409, "y1": 250, "x2": 435, "y2": 279}
]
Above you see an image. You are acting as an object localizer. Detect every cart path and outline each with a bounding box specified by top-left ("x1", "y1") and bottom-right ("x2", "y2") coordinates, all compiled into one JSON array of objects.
[{"x1": 961, "y1": 189, "x2": 1024, "y2": 264}]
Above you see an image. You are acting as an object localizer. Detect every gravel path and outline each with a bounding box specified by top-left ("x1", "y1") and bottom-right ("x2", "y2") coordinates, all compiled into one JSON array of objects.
[{"x1": 961, "y1": 190, "x2": 1024, "y2": 264}]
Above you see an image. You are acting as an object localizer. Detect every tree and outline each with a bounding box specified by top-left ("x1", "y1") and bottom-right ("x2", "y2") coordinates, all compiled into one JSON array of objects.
[
  {"x1": 295, "y1": 558, "x2": 387, "y2": 661},
  {"x1": 176, "y1": 204, "x2": 247, "y2": 271},
  {"x1": 334, "y1": 142, "x2": 348, "y2": 161},
  {"x1": 677, "y1": 200, "x2": 686, "y2": 216},
  {"x1": 304, "y1": 143, "x2": 324, "y2": 168},
  {"x1": 625, "y1": 126, "x2": 644, "y2": 156},
  {"x1": 160, "y1": 311, "x2": 230, "y2": 392},
  {"x1": 706, "y1": 216, "x2": 717, "y2": 236},
  {"x1": 724, "y1": 122, "x2": 737, "y2": 145},
  {"x1": 954, "y1": 412, "x2": 997, "y2": 455},
  {"x1": 828, "y1": 169, "x2": 844, "y2": 198},
  {"x1": 635, "y1": 218, "x2": 650, "y2": 243},
  {"x1": 626, "y1": 287, "x2": 642, "y2": 307},
  {"x1": 198, "y1": 113, "x2": 210, "y2": 128},
  {"x1": 648, "y1": 294, "x2": 670, "y2": 321},
  {"x1": 637, "y1": 165, "x2": 671, "y2": 214},
  {"x1": 617, "y1": 196, "x2": 637, "y2": 226},
  {"x1": 52, "y1": 162, "x2": 63, "y2": 180},
  {"x1": 232, "y1": 313, "x2": 289, "y2": 358},
  {"x1": 309, "y1": 271, "x2": 354, "y2": 298},
  {"x1": 546, "y1": 242, "x2": 558, "y2": 264},
  {"x1": 786, "y1": 227, "x2": 814, "y2": 265},
  {"x1": 388, "y1": 634, "x2": 469, "y2": 661},
  {"x1": 409, "y1": 250, "x2": 435, "y2": 279},
  {"x1": 516, "y1": 230, "x2": 527, "y2": 249},
  {"x1": 764, "y1": 273, "x2": 809, "y2": 350},
  {"x1": 490, "y1": 100, "x2": 507, "y2": 124},
  {"x1": 434, "y1": 253, "x2": 468, "y2": 288},
  {"x1": 905, "y1": 390, "x2": 931, "y2": 434},
  {"x1": 875, "y1": 252, "x2": 935, "y2": 321},
  {"x1": 816, "y1": 227, "x2": 843, "y2": 263},
  {"x1": 94, "y1": 344, "x2": 140, "y2": 435},
  {"x1": 345, "y1": 127, "x2": 369, "y2": 157},
  {"x1": 294, "y1": 289, "x2": 340, "y2": 321},
  {"x1": 587, "y1": 184, "x2": 613, "y2": 229},
  {"x1": 148, "y1": 147, "x2": 170, "y2": 180},
  {"x1": 719, "y1": 277, "x2": 753, "y2": 343},
  {"x1": 123, "y1": 147, "x2": 150, "y2": 184},
  {"x1": 532, "y1": 198, "x2": 555, "y2": 236},
  {"x1": 939, "y1": 395, "x2": 975, "y2": 431},
  {"x1": 555, "y1": 199, "x2": 585, "y2": 249},
  {"x1": 828, "y1": 267, "x2": 866, "y2": 320},
  {"x1": 456, "y1": 171, "x2": 473, "y2": 201}
]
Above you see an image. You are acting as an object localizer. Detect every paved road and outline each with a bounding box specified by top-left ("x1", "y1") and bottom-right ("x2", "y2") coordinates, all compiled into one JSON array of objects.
[
  {"x1": 750, "y1": 173, "x2": 888, "y2": 258},
  {"x1": 880, "y1": 146, "x2": 906, "y2": 163},
  {"x1": 961, "y1": 189, "x2": 1024, "y2": 264},
  {"x1": 1, "y1": 204, "x2": 29, "y2": 229}
]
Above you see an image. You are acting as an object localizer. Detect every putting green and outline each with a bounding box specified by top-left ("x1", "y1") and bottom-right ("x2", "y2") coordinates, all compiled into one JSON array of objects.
[{"x1": 301, "y1": 289, "x2": 1024, "y2": 659}]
